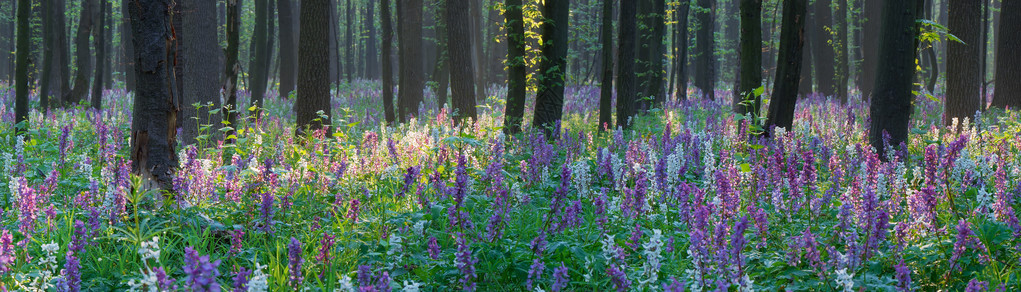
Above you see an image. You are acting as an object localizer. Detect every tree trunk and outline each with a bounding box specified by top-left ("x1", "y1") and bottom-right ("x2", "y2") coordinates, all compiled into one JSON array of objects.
[
  {"x1": 617, "y1": 0, "x2": 638, "y2": 127},
  {"x1": 397, "y1": 0, "x2": 424, "y2": 122},
  {"x1": 296, "y1": 0, "x2": 333, "y2": 136},
  {"x1": 637, "y1": 0, "x2": 666, "y2": 110},
  {"x1": 945, "y1": 0, "x2": 982, "y2": 125},
  {"x1": 763, "y1": 0, "x2": 806, "y2": 135},
  {"x1": 503, "y1": 0, "x2": 526, "y2": 134},
  {"x1": 869, "y1": 0, "x2": 924, "y2": 159},
  {"x1": 103, "y1": 0, "x2": 112, "y2": 89},
  {"x1": 345, "y1": 0, "x2": 354, "y2": 82},
  {"x1": 40, "y1": 0, "x2": 54, "y2": 112},
  {"x1": 447, "y1": 0, "x2": 478, "y2": 124},
  {"x1": 674, "y1": 0, "x2": 690, "y2": 101},
  {"x1": 798, "y1": 31, "x2": 814, "y2": 96},
  {"x1": 835, "y1": 0, "x2": 849, "y2": 103},
  {"x1": 381, "y1": 0, "x2": 396, "y2": 123},
  {"x1": 471, "y1": 0, "x2": 485, "y2": 99},
  {"x1": 278, "y1": 0, "x2": 297, "y2": 96},
  {"x1": 735, "y1": 0, "x2": 761, "y2": 117},
  {"x1": 249, "y1": 0, "x2": 270, "y2": 120},
  {"x1": 92, "y1": 0, "x2": 106, "y2": 110},
  {"x1": 365, "y1": 0, "x2": 378, "y2": 79},
  {"x1": 598, "y1": 0, "x2": 614, "y2": 130},
  {"x1": 129, "y1": 0, "x2": 179, "y2": 191},
  {"x1": 860, "y1": 0, "x2": 882, "y2": 99},
  {"x1": 181, "y1": 0, "x2": 223, "y2": 146},
  {"x1": 991, "y1": 0, "x2": 1020, "y2": 109},
  {"x1": 329, "y1": 0, "x2": 339, "y2": 84},
  {"x1": 694, "y1": 0, "x2": 716, "y2": 100},
  {"x1": 224, "y1": 0, "x2": 241, "y2": 144},
  {"x1": 122, "y1": 0, "x2": 135, "y2": 92},
  {"x1": 532, "y1": 0, "x2": 570, "y2": 136},
  {"x1": 811, "y1": 0, "x2": 835, "y2": 97},
  {"x1": 14, "y1": 0, "x2": 29, "y2": 130},
  {"x1": 431, "y1": 1, "x2": 450, "y2": 108},
  {"x1": 64, "y1": 0, "x2": 93, "y2": 106}
]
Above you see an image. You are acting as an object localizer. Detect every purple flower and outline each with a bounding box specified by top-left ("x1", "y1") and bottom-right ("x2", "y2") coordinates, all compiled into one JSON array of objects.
[
  {"x1": 0, "y1": 230, "x2": 17, "y2": 273},
  {"x1": 551, "y1": 263, "x2": 569, "y2": 292},
  {"x1": 951, "y1": 220, "x2": 991, "y2": 271},
  {"x1": 358, "y1": 265, "x2": 373, "y2": 286},
  {"x1": 627, "y1": 223, "x2": 643, "y2": 251},
  {"x1": 662, "y1": 277, "x2": 685, "y2": 292},
  {"x1": 375, "y1": 271, "x2": 392, "y2": 292},
  {"x1": 455, "y1": 233, "x2": 477, "y2": 291},
  {"x1": 153, "y1": 267, "x2": 176, "y2": 290},
  {"x1": 182, "y1": 247, "x2": 221, "y2": 292},
  {"x1": 259, "y1": 192, "x2": 275, "y2": 234},
  {"x1": 69, "y1": 220, "x2": 87, "y2": 254},
  {"x1": 730, "y1": 216, "x2": 750, "y2": 269},
  {"x1": 232, "y1": 267, "x2": 251, "y2": 292},
  {"x1": 64, "y1": 252, "x2": 81, "y2": 292},
  {"x1": 288, "y1": 237, "x2": 304, "y2": 288},
  {"x1": 606, "y1": 264, "x2": 631, "y2": 292},
  {"x1": 894, "y1": 260, "x2": 911, "y2": 292},
  {"x1": 317, "y1": 234, "x2": 336, "y2": 266},
  {"x1": 347, "y1": 199, "x2": 361, "y2": 223},
  {"x1": 965, "y1": 278, "x2": 989, "y2": 292},
  {"x1": 15, "y1": 178, "x2": 37, "y2": 236},
  {"x1": 230, "y1": 228, "x2": 244, "y2": 255},
  {"x1": 526, "y1": 258, "x2": 545, "y2": 290},
  {"x1": 427, "y1": 237, "x2": 440, "y2": 260}
]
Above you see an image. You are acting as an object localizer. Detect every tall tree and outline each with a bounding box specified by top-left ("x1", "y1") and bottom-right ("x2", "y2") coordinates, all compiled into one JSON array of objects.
[
  {"x1": 296, "y1": 0, "x2": 333, "y2": 136},
  {"x1": 636, "y1": 0, "x2": 666, "y2": 109},
  {"x1": 869, "y1": 0, "x2": 924, "y2": 159},
  {"x1": 14, "y1": 0, "x2": 29, "y2": 129},
  {"x1": 447, "y1": 0, "x2": 477, "y2": 124},
  {"x1": 397, "y1": 0, "x2": 424, "y2": 122},
  {"x1": 860, "y1": 0, "x2": 881, "y2": 99},
  {"x1": 735, "y1": 0, "x2": 761, "y2": 117},
  {"x1": 834, "y1": 0, "x2": 849, "y2": 103},
  {"x1": 365, "y1": 0, "x2": 378, "y2": 79},
  {"x1": 598, "y1": 0, "x2": 614, "y2": 130},
  {"x1": 122, "y1": 0, "x2": 135, "y2": 92},
  {"x1": 249, "y1": 0, "x2": 271, "y2": 120},
  {"x1": 278, "y1": 0, "x2": 297, "y2": 96},
  {"x1": 945, "y1": 0, "x2": 982, "y2": 125},
  {"x1": 431, "y1": 0, "x2": 450, "y2": 108},
  {"x1": 224, "y1": 0, "x2": 241, "y2": 143},
  {"x1": 381, "y1": 0, "x2": 396, "y2": 123},
  {"x1": 763, "y1": 0, "x2": 807, "y2": 135},
  {"x1": 617, "y1": 0, "x2": 638, "y2": 127},
  {"x1": 503, "y1": 0, "x2": 527, "y2": 134},
  {"x1": 129, "y1": 0, "x2": 179, "y2": 191},
  {"x1": 103, "y1": 0, "x2": 112, "y2": 89},
  {"x1": 39, "y1": 0, "x2": 54, "y2": 111},
  {"x1": 64, "y1": 0, "x2": 93, "y2": 106},
  {"x1": 345, "y1": 0, "x2": 355, "y2": 82},
  {"x1": 673, "y1": 0, "x2": 691, "y2": 100},
  {"x1": 92, "y1": 0, "x2": 106, "y2": 110},
  {"x1": 694, "y1": 0, "x2": 716, "y2": 100},
  {"x1": 991, "y1": 0, "x2": 1019, "y2": 109},
  {"x1": 532, "y1": 0, "x2": 570, "y2": 135},
  {"x1": 811, "y1": 0, "x2": 836, "y2": 97},
  {"x1": 181, "y1": 0, "x2": 223, "y2": 145}
]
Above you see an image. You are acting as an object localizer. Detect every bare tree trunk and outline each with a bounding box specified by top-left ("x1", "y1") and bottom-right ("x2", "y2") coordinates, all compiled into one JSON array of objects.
[
  {"x1": 92, "y1": 0, "x2": 106, "y2": 110},
  {"x1": 64, "y1": 0, "x2": 93, "y2": 106},
  {"x1": 129, "y1": 0, "x2": 179, "y2": 191},
  {"x1": 14, "y1": 0, "x2": 29, "y2": 130},
  {"x1": 533, "y1": 0, "x2": 570, "y2": 136},
  {"x1": 397, "y1": 0, "x2": 424, "y2": 122},
  {"x1": 990, "y1": 0, "x2": 1020, "y2": 109},
  {"x1": 447, "y1": 0, "x2": 478, "y2": 124},
  {"x1": 432, "y1": 0, "x2": 450, "y2": 108},
  {"x1": 674, "y1": 0, "x2": 690, "y2": 101},
  {"x1": 365, "y1": 0, "x2": 378, "y2": 79},
  {"x1": 223, "y1": 0, "x2": 241, "y2": 146},
  {"x1": 503, "y1": 0, "x2": 527, "y2": 134},
  {"x1": 121, "y1": 0, "x2": 135, "y2": 92},
  {"x1": 296, "y1": 0, "x2": 333, "y2": 136},
  {"x1": 735, "y1": 0, "x2": 761, "y2": 117},
  {"x1": 860, "y1": 0, "x2": 882, "y2": 99},
  {"x1": 617, "y1": 0, "x2": 638, "y2": 127},
  {"x1": 278, "y1": 0, "x2": 297, "y2": 96},
  {"x1": 945, "y1": 0, "x2": 982, "y2": 126},
  {"x1": 694, "y1": 0, "x2": 716, "y2": 100},
  {"x1": 381, "y1": 0, "x2": 396, "y2": 123},
  {"x1": 181, "y1": 0, "x2": 223, "y2": 146},
  {"x1": 599, "y1": 0, "x2": 614, "y2": 130},
  {"x1": 869, "y1": 0, "x2": 924, "y2": 160},
  {"x1": 763, "y1": 0, "x2": 806, "y2": 136}
]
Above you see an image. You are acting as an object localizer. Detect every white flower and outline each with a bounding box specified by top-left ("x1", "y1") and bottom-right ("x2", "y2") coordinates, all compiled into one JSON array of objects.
[
  {"x1": 139, "y1": 237, "x2": 161, "y2": 264},
  {"x1": 401, "y1": 280, "x2": 422, "y2": 292},
  {"x1": 388, "y1": 233, "x2": 404, "y2": 256},
  {"x1": 248, "y1": 263, "x2": 270, "y2": 292},
  {"x1": 335, "y1": 275, "x2": 355, "y2": 292},
  {"x1": 412, "y1": 220, "x2": 428, "y2": 235},
  {"x1": 834, "y1": 268, "x2": 854, "y2": 292},
  {"x1": 601, "y1": 234, "x2": 619, "y2": 261},
  {"x1": 640, "y1": 229, "x2": 665, "y2": 286}
]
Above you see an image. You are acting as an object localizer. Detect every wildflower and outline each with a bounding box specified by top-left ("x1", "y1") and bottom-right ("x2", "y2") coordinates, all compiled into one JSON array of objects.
[
  {"x1": 376, "y1": 271, "x2": 392, "y2": 292},
  {"x1": 0, "y1": 230, "x2": 14, "y2": 274},
  {"x1": 526, "y1": 258, "x2": 545, "y2": 290},
  {"x1": 64, "y1": 252, "x2": 81, "y2": 292},
  {"x1": 139, "y1": 237, "x2": 161, "y2": 264},
  {"x1": 401, "y1": 280, "x2": 422, "y2": 292},
  {"x1": 661, "y1": 277, "x2": 685, "y2": 292},
  {"x1": 642, "y1": 229, "x2": 665, "y2": 284},
  {"x1": 951, "y1": 219, "x2": 991, "y2": 271},
  {"x1": 358, "y1": 265, "x2": 373, "y2": 287},
  {"x1": 318, "y1": 234, "x2": 336, "y2": 279},
  {"x1": 455, "y1": 233, "x2": 477, "y2": 291},
  {"x1": 965, "y1": 278, "x2": 988, "y2": 292},
  {"x1": 606, "y1": 264, "x2": 631, "y2": 292},
  {"x1": 232, "y1": 267, "x2": 251, "y2": 292},
  {"x1": 551, "y1": 263, "x2": 569, "y2": 292},
  {"x1": 230, "y1": 228, "x2": 244, "y2": 255},
  {"x1": 259, "y1": 192, "x2": 275, "y2": 234},
  {"x1": 153, "y1": 267, "x2": 176, "y2": 290},
  {"x1": 15, "y1": 177, "x2": 37, "y2": 236},
  {"x1": 69, "y1": 220, "x2": 87, "y2": 254},
  {"x1": 427, "y1": 237, "x2": 440, "y2": 260},
  {"x1": 347, "y1": 199, "x2": 361, "y2": 223},
  {"x1": 894, "y1": 260, "x2": 911, "y2": 292},
  {"x1": 337, "y1": 275, "x2": 355, "y2": 292},
  {"x1": 834, "y1": 268, "x2": 854, "y2": 292},
  {"x1": 247, "y1": 263, "x2": 269, "y2": 292},
  {"x1": 288, "y1": 237, "x2": 304, "y2": 289},
  {"x1": 183, "y1": 246, "x2": 221, "y2": 292}
]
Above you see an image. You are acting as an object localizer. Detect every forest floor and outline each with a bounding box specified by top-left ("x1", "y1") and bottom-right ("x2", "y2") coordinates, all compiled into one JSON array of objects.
[{"x1": 0, "y1": 82, "x2": 1020, "y2": 291}]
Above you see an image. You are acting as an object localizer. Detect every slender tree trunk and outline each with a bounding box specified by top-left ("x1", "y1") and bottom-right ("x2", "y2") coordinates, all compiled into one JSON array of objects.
[
  {"x1": 991, "y1": 0, "x2": 1020, "y2": 109},
  {"x1": 122, "y1": 0, "x2": 135, "y2": 92},
  {"x1": 296, "y1": 0, "x2": 333, "y2": 136},
  {"x1": 674, "y1": 0, "x2": 690, "y2": 101},
  {"x1": 835, "y1": 0, "x2": 849, "y2": 103},
  {"x1": 278, "y1": 0, "x2": 297, "y2": 96},
  {"x1": 345, "y1": 0, "x2": 354, "y2": 82},
  {"x1": 598, "y1": 0, "x2": 614, "y2": 130},
  {"x1": 224, "y1": 0, "x2": 241, "y2": 144},
  {"x1": 447, "y1": 0, "x2": 478, "y2": 124},
  {"x1": 869, "y1": 0, "x2": 924, "y2": 159},
  {"x1": 329, "y1": 0, "x2": 339, "y2": 84},
  {"x1": 763, "y1": 0, "x2": 807, "y2": 135},
  {"x1": 40, "y1": 0, "x2": 54, "y2": 112},
  {"x1": 735, "y1": 0, "x2": 761, "y2": 117},
  {"x1": 533, "y1": 0, "x2": 570, "y2": 136},
  {"x1": 617, "y1": 0, "x2": 638, "y2": 127},
  {"x1": 471, "y1": 0, "x2": 486, "y2": 98},
  {"x1": 365, "y1": 0, "x2": 378, "y2": 79},
  {"x1": 103, "y1": 0, "x2": 112, "y2": 89},
  {"x1": 503, "y1": 0, "x2": 526, "y2": 134},
  {"x1": 181, "y1": 0, "x2": 223, "y2": 146},
  {"x1": 64, "y1": 0, "x2": 93, "y2": 106},
  {"x1": 860, "y1": 0, "x2": 882, "y2": 99},
  {"x1": 811, "y1": 0, "x2": 835, "y2": 97},
  {"x1": 92, "y1": 0, "x2": 106, "y2": 110},
  {"x1": 381, "y1": 0, "x2": 396, "y2": 123},
  {"x1": 637, "y1": 0, "x2": 654, "y2": 110},
  {"x1": 129, "y1": 0, "x2": 179, "y2": 191},
  {"x1": 694, "y1": 0, "x2": 716, "y2": 100},
  {"x1": 249, "y1": 0, "x2": 270, "y2": 120},
  {"x1": 431, "y1": 1, "x2": 450, "y2": 108},
  {"x1": 397, "y1": 0, "x2": 424, "y2": 122},
  {"x1": 14, "y1": 0, "x2": 29, "y2": 130},
  {"x1": 945, "y1": 0, "x2": 982, "y2": 126},
  {"x1": 798, "y1": 30, "x2": 814, "y2": 96}
]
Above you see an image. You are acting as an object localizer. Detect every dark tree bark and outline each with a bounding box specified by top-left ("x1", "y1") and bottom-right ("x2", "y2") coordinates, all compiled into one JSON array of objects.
[
  {"x1": 181, "y1": 0, "x2": 223, "y2": 146},
  {"x1": 397, "y1": 0, "x2": 424, "y2": 122},
  {"x1": 431, "y1": 0, "x2": 450, "y2": 108},
  {"x1": 763, "y1": 0, "x2": 806, "y2": 135},
  {"x1": 103, "y1": 0, "x2": 112, "y2": 89},
  {"x1": 365, "y1": 0, "x2": 378, "y2": 79},
  {"x1": 798, "y1": 31, "x2": 814, "y2": 96},
  {"x1": 329, "y1": 0, "x2": 339, "y2": 84},
  {"x1": 532, "y1": 0, "x2": 570, "y2": 136},
  {"x1": 381, "y1": 0, "x2": 396, "y2": 123},
  {"x1": 129, "y1": 0, "x2": 179, "y2": 191},
  {"x1": 673, "y1": 0, "x2": 690, "y2": 101},
  {"x1": 945, "y1": 0, "x2": 982, "y2": 125},
  {"x1": 860, "y1": 0, "x2": 882, "y2": 99},
  {"x1": 56, "y1": 0, "x2": 70, "y2": 97},
  {"x1": 224, "y1": 0, "x2": 241, "y2": 143},
  {"x1": 447, "y1": 0, "x2": 477, "y2": 124},
  {"x1": 616, "y1": 0, "x2": 638, "y2": 127},
  {"x1": 637, "y1": 0, "x2": 666, "y2": 110},
  {"x1": 471, "y1": 0, "x2": 485, "y2": 98},
  {"x1": 92, "y1": 0, "x2": 106, "y2": 110},
  {"x1": 598, "y1": 0, "x2": 614, "y2": 130},
  {"x1": 278, "y1": 0, "x2": 297, "y2": 96},
  {"x1": 503, "y1": 0, "x2": 526, "y2": 134},
  {"x1": 249, "y1": 0, "x2": 270, "y2": 120},
  {"x1": 991, "y1": 0, "x2": 1020, "y2": 109},
  {"x1": 694, "y1": 0, "x2": 716, "y2": 100},
  {"x1": 835, "y1": 0, "x2": 849, "y2": 103},
  {"x1": 869, "y1": 0, "x2": 924, "y2": 159},
  {"x1": 122, "y1": 0, "x2": 135, "y2": 92},
  {"x1": 486, "y1": 1, "x2": 506, "y2": 86},
  {"x1": 14, "y1": 0, "x2": 29, "y2": 130},
  {"x1": 735, "y1": 0, "x2": 761, "y2": 117},
  {"x1": 345, "y1": 0, "x2": 354, "y2": 82},
  {"x1": 810, "y1": 0, "x2": 835, "y2": 97},
  {"x1": 296, "y1": 0, "x2": 333, "y2": 136},
  {"x1": 40, "y1": 0, "x2": 54, "y2": 112},
  {"x1": 64, "y1": 0, "x2": 93, "y2": 106}
]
